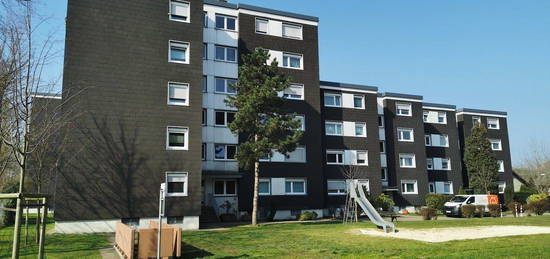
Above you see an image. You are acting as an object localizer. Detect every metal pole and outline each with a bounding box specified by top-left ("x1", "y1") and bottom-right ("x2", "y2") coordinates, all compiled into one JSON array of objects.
[
  {"x1": 157, "y1": 184, "x2": 165, "y2": 259},
  {"x1": 12, "y1": 197, "x2": 23, "y2": 259},
  {"x1": 38, "y1": 198, "x2": 47, "y2": 259},
  {"x1": 35, "y1": 202, "x2": 40, "y2": 244},
  {"x1": 25, "y1": 206, "x2": 29, "y2": 245}
]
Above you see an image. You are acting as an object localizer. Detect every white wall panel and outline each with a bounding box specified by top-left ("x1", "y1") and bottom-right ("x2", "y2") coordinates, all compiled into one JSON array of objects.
[
  {"x1": 271, "y1": 178, "x2": 285, "y2": 195},
  {"x1": 379, "y1": 128, "x2": 386, "y2": 140},
  {"x1": 342, "y1": 93, "x2": 355, "y2": 109},
  {"x1": 380, "y1": 154, "x2": 387, "y2": 167},
  {"x1": 268, "y1": 20, "x2": 283, "y2": 37},
  {"x1": 343, "y1": 121, "x2": 355, "y2": 137},
  {"x1": 377, "y1": 98, "x2": 385, "y2": 114}
]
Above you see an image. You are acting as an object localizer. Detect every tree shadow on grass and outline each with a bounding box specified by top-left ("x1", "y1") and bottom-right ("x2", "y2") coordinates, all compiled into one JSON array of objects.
[{"x1": 182, "y1": 242, "x2": 214, "y2": 258}]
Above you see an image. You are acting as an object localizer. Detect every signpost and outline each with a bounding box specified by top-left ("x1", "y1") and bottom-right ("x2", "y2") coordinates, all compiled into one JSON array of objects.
[{"x1": 157, "y1": 183, "x2": 166, "y2": 259}]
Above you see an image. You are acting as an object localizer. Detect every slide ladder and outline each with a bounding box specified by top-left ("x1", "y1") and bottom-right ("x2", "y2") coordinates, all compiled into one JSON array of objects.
[{"x1": 349, "y1": 181, "x2": 396, "y2": 233}]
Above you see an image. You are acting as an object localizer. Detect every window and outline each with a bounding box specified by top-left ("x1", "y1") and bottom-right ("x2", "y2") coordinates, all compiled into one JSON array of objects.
[
  {"x1": 166, "y1": 172, "x2": 188, "y2": 196},
  {"x1": 425, "y1": 135, "x2": 431, "y2": 146},
  {"x1": 214, "y1": 110, "x2": 236, "y2": 126},
  {"x1": 399, "y1": 154, "x2": 416, "y2": 168},
  {"x1": 282, "y1": 53, "x2": 302, "y2": 69},
  {"x1": 498, "y1": 160, "x2": 505, "y2": 172},
  {"x1": 397, "y1": 128, "x2": 414, "y2": 142},
  {"x1": 255, "y1": 18, "x2": 268, "y2": 34},
  {"x1": 169, "y1": 41, "x2": 189, "y2": 64},
  {"x1": 353, "y1": 95, "x2": 364, "y2": 109},
  {"x1": 427, "y1": 158, "x2": 434, "y2": 170},
  {"x1": 215, "y1": 14, "x2": 236, "y2": 31},
  {"x1": 487, "y1": 117, "x2": 500, "y2": 129},
  {"x1": 327, "y1": 180, "x2": 346, "y2": 195},
  {"x1": 441, "y1": 158, "x2": 450, "y2": 170},
  {"x1": 378, "y1": 116, "x2": 384, "y2": 127},
  {"x1": 326, "y1": 150, "x2": 344, "y2": 165},
  {"x1": 423, "y1": 111, "x2": 429, "y2": 122},
  {"x1": 295, "y1": 115, "x2": 305, "y2": 131},
  {"x1": 214, "y1": 144, "x2": 237, "y2": 160},
  {"x1": 490, "y1": 139, "x2": 502, "y2": 151},
  {"x1": 498, "y1": 182, "x2": 506, "y2": 194},
  {"x1": 443, "y1": 182, "x2": 452, "y2": 194},
  {"x1": 203, "y1": 12, "x2": 208, "y2": 27},
  {"x1": 429, "y1": 182, "x2": 435, "y2": 193},
  {"x1": 401, "y1": 180, "x2": 418, "y2": 194},
  {"x1": 167, "y1": 82, "x2": 189, "y2": 106},
  {"x1": 324, "y1": 93, "x2": 342, "y2": 107},
  {"x1": 396, "y1": 102, "x2": 412, "y2": 116},
  {"x1": 439, "y1": 135, "x2": 449, "y2": 147},
  {"x1": 169, "y1": 0, "x2": 190, "y2": 22},
  {"x1": 167, "y1": 127, "x2": 188, "y2": 150},
  {"x1": 285, "y1": 147, "x2": 306, "y2": 163},
  {"x1": 259, "y1": 179, "x2": 271, "y2": 195},
  {"x1": 214, "y1": 180, "x2": 237, "y2": 196},
  {"x1": 203, "y1": 75, "x2": 207, "y2": 92},
  {"x1": 282, "y1": 23, "x2": 303, "y2": 39},
  {"x1": 215, "y1": 77, "x2": 237, "y2": 94},
  {"x1": 438, "y1": 112, "x2": 447, "y2": 124},
  {"x1": 285, "y1": 179, "x2": 306, "y2": 195},
  {"x1": 381, "y1": 168, "x2": 388, "y2": 181},
  {"x1": 472, "y1": 116, "x2": 481, "y2": 125},
  {"x1": 203, "y1": 43, "x2": 207, "y2": 59},
  {"x1": 356, "y1": 151, "x2": 368, "y2": 165},
  {"x1": 283, "y1": 84, "x2": 304, "y2": 100},
  {"x1": 201, "y1": 143, "x2": 206, "y2": 160},
  {"x1": 379, "y1": 141, "x2": 386, "y2": 153},
  {"x1": 355, "y1": 123, "x2": 366, "y2": 137},
  {"x1": 215, "y1": 45, "x2": 237, "y2": 62},
  {"x1": 167, "y1": 216, "x2": 184, "y2": 224},
  {"x1": 202, "y1": 109, "x2": 206, "y2": 125},
  {"x1": 325, "y1": 121, "x2": 343, "y2": 136}
]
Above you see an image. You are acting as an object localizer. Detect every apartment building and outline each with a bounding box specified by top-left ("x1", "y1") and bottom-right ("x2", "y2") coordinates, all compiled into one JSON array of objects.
[{"x1": 49, "y1": 0, "x2": 514, "y2": 232}]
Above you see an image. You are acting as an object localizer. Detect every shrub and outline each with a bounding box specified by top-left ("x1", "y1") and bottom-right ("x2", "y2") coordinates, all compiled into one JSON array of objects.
[
  {"x1": 514, "y1": 192, "x2": 534, "y2": 204},
  {"x1": 298, "y1": 211, "x2": 318, "y2": 221},
  {"x1": 457, "y1": 186, "x2": 467, "y2": 195},
  {"x1": 488, "y1": 204, "x2": 501, "y2": 217},
  {"x1": 526, "y1": 200, "x2": 549, "y2": 216},
  {"x1": 372, "y1": 194, "x2": 395, "y2": 212},
  {"x1": 475, "y1": 205, "x2": 485, "y2": 217},
  {"x1": 425, "y1": 194, "x2": 453, "y2": 212},
  {"x1": 527, "y1": 193, "x2": 549, "y2": 204},
  {"x1": 461, "y1": 205, "x2": 476, "y2": 218},
  {"x1": 420, "y1": 207, "x2": 437, "y2": 220}
]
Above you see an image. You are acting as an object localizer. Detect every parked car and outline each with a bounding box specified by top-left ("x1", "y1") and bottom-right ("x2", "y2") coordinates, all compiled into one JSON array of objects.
[{"x1": 444, "y1": 195, "x2": 500, "y2": 217}]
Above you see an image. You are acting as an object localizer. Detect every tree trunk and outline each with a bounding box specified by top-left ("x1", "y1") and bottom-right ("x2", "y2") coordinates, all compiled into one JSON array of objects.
[{"x1": 251, "y1": 160, "x2": 260, "y2": 226}]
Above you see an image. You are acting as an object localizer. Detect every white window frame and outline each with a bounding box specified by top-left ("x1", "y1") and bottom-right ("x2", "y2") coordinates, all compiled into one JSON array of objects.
[
  {"x1": 423, "y1": 111, "x2": 429, "y2": 123},
  {"x1": 399, "y1": 153, "x2": 416, "y2": 168},
  {"x1": 429, "y1": 182, "x2": 435, "y2": 193},
  {"x1": 356, "y1": 151, "x2": 368, "y2": 166},
  {"x1": 487, "y1": 117, "x2": 500, "y2": 129},
  {"x1": 282, "y1": 23, "x2": 303, "y2": 40},
  {"x1": 255, "y1": 18, "x2": 268, "y2": 34},
  {"x1": 213, "y1": 179, "x2": 237, "y2": 197},
  {"x1": 214, "y1": 110, "x2": 236, "y2": 127},
  {"x1": 166, "y1": 126, "x2": 188, "y2": 150},
  {"x1": 295, "y1": 115, "x2": 305, "y2": 131},
  {"x1": 325, "y1": 121, "x2": 343, "y2": 136},
  {"x1": 169, "y1": 0, "x2": 190, "y2": 23},
  {"x1": 215, "y1": 14, "x2": 237, "y2": 31},
  {"x1": 259, "y1": 179, "x2": 271, "y2": 195},
  {"x1": 165, "y1": 172, "x2": 188, "y2": 197},
  {"x1": 283, "y1": 84, "x2": 304, "y2": 100},
  {"x1": 381, "y1": 168, "x2": 388, "y2": 181},
  {"x1": 437, "y1": 112, "x2": 447, "y2": 124},
  {"x1": 214, "y1": 144, "x2": 238, "y2": 161},
  {"x1": 490, "y1": 139, "x2": 502, "y2": 151},
  {"x1": 214, "y1": 77, "x2": 237, "y2": 94},
  {"x1": 441, "y1": 158, "x2": 451, "y2": 170},
  {"x1": 427, "y1": 158, "x2": 434, "y2": 170},
  {"x1": 401, "y1": 180, "x2": 418, "y2": 194},
  {"x1": 327, "y1": 180, "x2": 347, "y2": 195},
  {"x1": 202, "y1": 109, "x2": 207, "y2": 126},
  {"x1": 378, "y1": 116, "x2": 385, "y2": 127},
  {"x1": 215, "y1": 45, "x2": 237, "y2": 63},
  {"x1": 167, "y1": 82, "x2": 190, "y2": 106},
  {"x1": 354, "y1": 123, "x2": 367, "y2": 137},
  {"x1": 201, "y1": 143, "x2": 206, "y2": 160},
  {"x1": 498, "y1": 160, "x2": 505, "y2": 172},
  {"x1": 282, "y1": 52, "x2": 303, "y2": 70},
  {"x1": 324, "y1": 93, "x2": 342, "y2": 107},
  {"x1": 498, "y1": 181, "x2": 506, "y2": 194},
  {"x1": 472, "y1": 116, "x2": 481, "y2": 125},
  {"x1": 285, "y1": 178, "x2": 307, "y2": 195},
  {"x1": 203, "y1": 11, "x2": 208, "y2": 27},
  {"x1": 353, "y1": 95, "x2": 365, "y2": 109},
  {"x1": 169, "y1": 40, "x2": 190, "y2": 64},
  {"x1": 397, "y1": 128, "x2": 414, "y2": 142},
  {"x1": 380, "y1": 141, "x2": 386, "y2": 153},
  {"x1": 326, "y1": 150, "x2": 344, "y2": 165},
  {"x1": 396, "y1": 102, "x2": 412, "y2": 116},
  {"x1": 425, "y1": 135, "x2": 431, "y2": 146},
  {"x1": 439, "y1": 135, "x2": 449, "y2": 147},
  {"x1": 442, "y1": 182, "x2": 453, "y2": 194}
]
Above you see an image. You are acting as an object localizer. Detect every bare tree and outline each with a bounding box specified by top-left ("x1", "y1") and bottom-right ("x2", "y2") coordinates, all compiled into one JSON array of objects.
[{"x1": 518, "y1": 141, "x2": 550, "y2": 194}]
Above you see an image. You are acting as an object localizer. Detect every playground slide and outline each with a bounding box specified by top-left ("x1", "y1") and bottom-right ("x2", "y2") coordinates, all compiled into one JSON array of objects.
[{"x1": 350, "y1": 182, "x2": 396, "y2": 233}]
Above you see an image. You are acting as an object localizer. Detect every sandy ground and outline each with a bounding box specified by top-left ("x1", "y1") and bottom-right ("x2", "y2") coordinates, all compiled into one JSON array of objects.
[{"x1": 358, "y1": 226, "x2": 550, "y2": 243}]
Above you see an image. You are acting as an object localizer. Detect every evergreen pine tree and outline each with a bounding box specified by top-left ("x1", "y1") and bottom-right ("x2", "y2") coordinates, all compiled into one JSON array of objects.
[
  {"x1": 225, "y1": 48, "x2": 303, "y2": 226},
  {"x1": 464, "y1": 123, "x2": 499, "y2": 194}
]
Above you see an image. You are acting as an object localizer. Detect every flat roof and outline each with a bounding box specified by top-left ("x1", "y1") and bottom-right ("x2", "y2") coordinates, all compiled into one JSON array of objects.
[
  {"x1": 457, "y1": 108, "x2": 507, "y2": 116},
  {"x1": 204, "y1": 0, "x2": 319, "y2": 22},
  {"x1": 379, "y1": 92, "x2": 423, "y2": 101},
  {"x1": 320, "y1": 80, "x2": 378, "y2": 92},
  {"x1": 423, "y1": 102, "x2": 456, "y2": 109}
]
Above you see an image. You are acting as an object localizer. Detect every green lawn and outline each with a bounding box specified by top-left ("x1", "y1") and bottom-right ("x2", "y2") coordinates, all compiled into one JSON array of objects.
[
  {"x1": 0, "y1": 215, "x2": 110, "y2": 259},
  {"x1": 182, "y1": 216, "x2": 550, "y2": 259}
]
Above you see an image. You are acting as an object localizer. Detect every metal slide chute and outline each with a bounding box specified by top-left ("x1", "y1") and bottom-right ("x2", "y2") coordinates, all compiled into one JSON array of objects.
[{"x1": 349, "y1": 181, "x2": 396, "y2": 233}]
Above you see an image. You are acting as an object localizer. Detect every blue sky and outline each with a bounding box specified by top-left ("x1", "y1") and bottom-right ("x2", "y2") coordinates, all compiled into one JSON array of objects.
[{"x1": 39, "y1": 0, "x2": 550, "y2": 165}]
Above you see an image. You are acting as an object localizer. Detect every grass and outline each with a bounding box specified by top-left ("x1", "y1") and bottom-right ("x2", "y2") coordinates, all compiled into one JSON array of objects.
[
  {"x1": 181, "y1": 216, "x2": 550, "y2": 259},
  {"x1": 0, "y1": 214, "x2": 110, "y2": 259}
]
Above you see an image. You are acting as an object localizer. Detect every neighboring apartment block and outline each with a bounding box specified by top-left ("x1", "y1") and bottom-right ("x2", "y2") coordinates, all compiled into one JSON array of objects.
[{"x1": 48, "y1": 0, "x2": 514, "y2": 232}]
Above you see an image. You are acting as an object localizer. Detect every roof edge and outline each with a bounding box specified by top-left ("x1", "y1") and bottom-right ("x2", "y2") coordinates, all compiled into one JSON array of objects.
[
  {"x1": 204, "y1": 0, "x2": 319, "y2": 22},
  {"x1": 423, "y1": 102, "x2": 456, "y2": 109},
  {"x1": 380, "y1": 92, "x2": 423, "y2": 100},
  {"x1": 458, "y1": 108, "x2": 507, "y2": 116},
  {"x1": 320, "y1": 80, "x2": 378, "y2": 92}
]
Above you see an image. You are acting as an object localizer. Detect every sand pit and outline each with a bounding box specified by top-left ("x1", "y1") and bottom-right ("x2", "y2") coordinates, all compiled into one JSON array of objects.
[{"x1": 358, "y1": 226, "x2": 550, "y2": 243}]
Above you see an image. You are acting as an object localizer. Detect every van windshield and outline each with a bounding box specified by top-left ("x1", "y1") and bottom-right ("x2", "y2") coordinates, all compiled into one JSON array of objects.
[{"x1": 450, "y1": 196, "x2": 468, "y2": 202}]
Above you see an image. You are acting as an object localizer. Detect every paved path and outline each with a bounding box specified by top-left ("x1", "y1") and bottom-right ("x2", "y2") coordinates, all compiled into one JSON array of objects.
[{"x1": 100, "y1": 236, "x2": 119, "y2": 259}]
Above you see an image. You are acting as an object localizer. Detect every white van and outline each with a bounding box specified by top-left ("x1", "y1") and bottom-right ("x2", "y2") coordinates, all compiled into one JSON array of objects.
[{"x1": 444, "y1": 195, "x2": 499, "y2": 217}]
